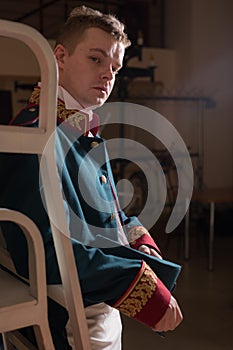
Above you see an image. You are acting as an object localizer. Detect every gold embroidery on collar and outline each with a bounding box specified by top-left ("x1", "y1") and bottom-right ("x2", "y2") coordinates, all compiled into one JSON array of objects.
[
  {"x1": 29, "y1": 87, "x2": 88, "y2": 133},
  {"x1": 57, "y1": 105, "x2": 88, "y2": 132},
  {"x1": 114, "y1": 262, "x2": 157, "y2": 317}
]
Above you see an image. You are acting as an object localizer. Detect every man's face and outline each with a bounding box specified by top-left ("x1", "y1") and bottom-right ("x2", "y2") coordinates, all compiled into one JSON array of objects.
[{"x1": 54, "y1": 27, "x2": 125, "y2": 109}]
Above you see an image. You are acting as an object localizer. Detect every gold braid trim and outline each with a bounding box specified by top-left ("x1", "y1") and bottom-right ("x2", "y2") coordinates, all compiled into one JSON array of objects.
[
  {"x1": 114, "y1": 261, "x2": 157, "y2": 317},
  {"x1": 29, "y1": 86, "x2": 89, "y2": 133},
  {"x1": 29, "y1": 86, "x2": 42, "y2": 105},
  {"x1": 127, "y1": 226, "x2": 150, "y2": 245}
]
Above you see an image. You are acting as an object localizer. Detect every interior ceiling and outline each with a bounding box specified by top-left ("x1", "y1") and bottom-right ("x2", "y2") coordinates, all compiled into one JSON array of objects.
[{"x1": 0, "y1": 0, "x2": 151, "y2": 39}]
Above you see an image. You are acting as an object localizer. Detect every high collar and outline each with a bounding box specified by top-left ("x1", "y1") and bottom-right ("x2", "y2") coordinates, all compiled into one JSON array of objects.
[
  {"x1": 28, "y1": 85, "x2": 99, "y2": 136},
  {"x1": 58, "y1": 86, "x2": 93, "y2": 122}
]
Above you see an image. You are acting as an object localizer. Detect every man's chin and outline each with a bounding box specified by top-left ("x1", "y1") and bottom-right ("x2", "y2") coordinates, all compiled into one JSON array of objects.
[{"x1": 90, "y1": 98, "x2": 107, "y2": 110}]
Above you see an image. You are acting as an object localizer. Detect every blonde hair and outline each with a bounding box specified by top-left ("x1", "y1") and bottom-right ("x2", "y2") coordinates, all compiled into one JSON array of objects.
[{"x1": 56, "y1": 5, "x2": 131, "y2": 54}]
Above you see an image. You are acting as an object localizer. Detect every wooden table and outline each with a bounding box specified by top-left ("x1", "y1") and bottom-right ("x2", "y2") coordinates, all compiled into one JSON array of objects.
[{"x1": 185, "y1": 187, "x2": 233, "y2": 270}]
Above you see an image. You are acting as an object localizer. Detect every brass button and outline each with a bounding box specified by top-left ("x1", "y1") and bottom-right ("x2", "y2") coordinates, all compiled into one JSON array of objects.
[
  {"x1": 100, "y1": 175, "x2": 107, "y2": 184},
  {"x1": 109, "y1": 213, "x2": 115, "y2": 221},
  {"x1": 90, "y1": 141, "x2": 99, "y2": 148}
]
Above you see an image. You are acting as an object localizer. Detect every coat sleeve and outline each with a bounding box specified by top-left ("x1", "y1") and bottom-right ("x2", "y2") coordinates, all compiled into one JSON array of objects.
[
  {"x1": 106, "y1": 161, "x2": 162, "y2": 254},
  {"x1": 127, "y1": 225, "x2": 161, "y2": 254},
  {"x1": 112, "y1": 260, "x2": 170, "y2": 328}
]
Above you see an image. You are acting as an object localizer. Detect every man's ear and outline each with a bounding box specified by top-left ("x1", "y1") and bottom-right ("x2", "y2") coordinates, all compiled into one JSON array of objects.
[{"x1": 54, "y1": 44, "x2": 67, "y2": 69}]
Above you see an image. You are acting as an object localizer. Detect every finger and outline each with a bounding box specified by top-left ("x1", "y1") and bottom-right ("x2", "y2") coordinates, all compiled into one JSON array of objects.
[
  {"x1": 150, "y1": 249, "x2": 162, "y2": 259},
  {"x1": 138, "y1": 245, "x2": 151, "y2": 255}
]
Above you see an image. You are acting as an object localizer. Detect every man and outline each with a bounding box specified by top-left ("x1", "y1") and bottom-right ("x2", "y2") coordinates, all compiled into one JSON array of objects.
[{"x1": 0, "y1": 6, "x2": 182, "y2": 349}]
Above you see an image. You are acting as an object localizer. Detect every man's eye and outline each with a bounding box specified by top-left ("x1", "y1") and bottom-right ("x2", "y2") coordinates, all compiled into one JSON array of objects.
[{"x1": 90, "y1": 56, "x2": 100, "y2": 63}]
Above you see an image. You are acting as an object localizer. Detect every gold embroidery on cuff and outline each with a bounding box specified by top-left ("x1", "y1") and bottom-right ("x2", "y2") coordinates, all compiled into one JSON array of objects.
[
  {"x1": 115, "y1": 262, "x2": 157, "y2": 317},
  {"x1": 127, "y1": 226, "x2": 150, "y2": 245}
]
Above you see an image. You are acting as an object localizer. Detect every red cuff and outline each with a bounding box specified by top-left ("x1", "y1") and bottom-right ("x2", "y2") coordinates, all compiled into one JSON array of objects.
[
  {"x1": 131, "y1": 233, "x2": 161, "y2": 254},
  {"x1": 113, "y1": 261, "x2": 171, "y2": 328}
]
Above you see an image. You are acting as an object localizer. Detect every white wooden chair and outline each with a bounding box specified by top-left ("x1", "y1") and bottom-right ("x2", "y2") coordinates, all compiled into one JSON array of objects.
[
  {"x1": 0, "y1": 209, "x2": 55, "y2": 350},
  {"x1": 0, "y1": 19, "x2": 91, "y2": 349}
]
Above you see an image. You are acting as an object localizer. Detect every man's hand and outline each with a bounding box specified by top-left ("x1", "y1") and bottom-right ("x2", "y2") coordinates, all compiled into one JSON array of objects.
[
  {"x1": 153, "y1": 295, "x2": 183, "y2": 332},
  {"x1": 138, "y1": 244, "x2": 162, "y2": 259}
]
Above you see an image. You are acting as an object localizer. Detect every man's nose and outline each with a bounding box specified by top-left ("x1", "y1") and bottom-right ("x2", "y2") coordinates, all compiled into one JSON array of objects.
[{"x1": 101, "y1": 65, "x2": 114, "y2": 81}]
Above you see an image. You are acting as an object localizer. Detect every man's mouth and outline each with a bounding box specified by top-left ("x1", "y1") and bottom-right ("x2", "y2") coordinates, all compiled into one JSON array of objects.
[{"x1": 94, "y1": 86, "x2": 108, "y2": 94}]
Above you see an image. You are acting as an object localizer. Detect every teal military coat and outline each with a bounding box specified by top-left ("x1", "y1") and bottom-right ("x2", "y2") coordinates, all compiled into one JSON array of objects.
[{"x1": 0, "y1": 89, "x2": 173, "y2": 348}]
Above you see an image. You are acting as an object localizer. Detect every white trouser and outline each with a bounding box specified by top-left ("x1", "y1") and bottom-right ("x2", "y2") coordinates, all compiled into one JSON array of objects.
[{"x1": 66, "y1": 303, "x2": 122, "y2": 350}]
